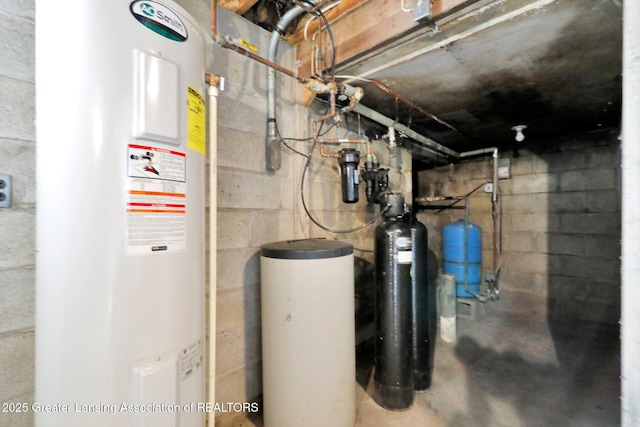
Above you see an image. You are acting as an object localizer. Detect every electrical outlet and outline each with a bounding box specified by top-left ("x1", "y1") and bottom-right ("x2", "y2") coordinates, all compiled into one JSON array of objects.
[
  {"x1": 0, "y1": 174, "x2": 13, "y2": 208},
  {"x1": 498, "y1": 158, "x2": 511, "y2": 179}
]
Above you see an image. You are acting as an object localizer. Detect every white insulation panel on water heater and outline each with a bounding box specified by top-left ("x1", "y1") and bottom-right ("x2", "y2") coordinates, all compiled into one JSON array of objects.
[{"x1": 35, "y1": 1, "x2": 206, "y2": 425}]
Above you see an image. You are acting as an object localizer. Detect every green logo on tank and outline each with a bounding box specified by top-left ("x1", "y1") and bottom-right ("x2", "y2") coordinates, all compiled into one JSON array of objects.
[{"x1": 130, "y1": 0, "x2": 188, "y2": 42}]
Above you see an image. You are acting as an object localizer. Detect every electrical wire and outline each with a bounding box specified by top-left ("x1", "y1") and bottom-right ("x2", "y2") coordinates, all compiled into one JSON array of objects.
[
  {"x1": 282, "y1": 139, "x2": 311, "y2": 159},
  {"x1": 275, "y1": 119, "x2": 313, "y2": 159},
  {"x1": 315, "y1": 9, "x2": 336, "y2": 79},
  {"x1": 302, "y1": 0, "x2": 336, "y2": 79},
  {"x1": 300, "y1": 140, "x2": 389, "y2": 234},
  {"x1": 303, "y1": 0, "x2": 342, "y2": 41},
  {"x1": 434, "y1": 181, "x2": 487, "y2": 213},
  {"x1": 277, "y1": 8, "x2": 379, "y2": 234}
]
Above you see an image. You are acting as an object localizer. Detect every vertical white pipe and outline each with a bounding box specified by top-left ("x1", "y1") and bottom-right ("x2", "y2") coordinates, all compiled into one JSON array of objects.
[
  {"x1": 207, "y1": 78, "x2": 219, "y2": 427},
  {"x1": 492, "y1": 148, "x2": 498, "y2": 205},
  {"x1": 622, "y1": 1, "x2": 640, "y2": 425}
]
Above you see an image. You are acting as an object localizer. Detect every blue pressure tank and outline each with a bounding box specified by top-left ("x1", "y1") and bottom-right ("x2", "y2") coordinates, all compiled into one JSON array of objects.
[{"x1": 443, "y1": 220, "x2": 482, "y2": 297}]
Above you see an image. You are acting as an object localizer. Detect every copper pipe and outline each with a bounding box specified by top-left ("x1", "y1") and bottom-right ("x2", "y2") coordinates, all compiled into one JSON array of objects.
[
  {"x1": 319, "y1": 143, "x2": 340, "y2": 158},
  {"x1": 370, "y1": 79, "x2": 461, "y2": 133},
  {"x1": 218, "y1": 40, "x2": 308, "y2": 84},
  {"x1": 315, "y1": 87, "x2": 338, "y2": 122},
  {"x1": 318, "y1": 139, "x2": 363, "y2": 158},
  {"x1": 317, "y1": 138, "x2": 369, "y2": 158},
  {"x1": 211, "y1": 0, "x2": 217, "y2": 41},
  {"x1": 318, "y1": 138, "x2": 363, "y2": 144},
  {"x1": 206, "y1": 73, "x2": 221, "y2": 87}
]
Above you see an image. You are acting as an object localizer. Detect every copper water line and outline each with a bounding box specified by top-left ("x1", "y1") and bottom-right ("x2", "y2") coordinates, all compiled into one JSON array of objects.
[
  {"x1": 315, "y1": 86, "x2": 338, "y2": 122},
  {"x1": 211, "y1": 0, "x2": 217, "y2": 42},
  {"x1": 319, "y1": 143, "x2": 340, "y2": 158},
  {"x1": 211, "y1": 1, "x2": 307, "y2": 84},
  {"x1": 223, "y1": 42, "x2": 308, "y2": 83},
  {"x1": 318, "y1": 138, "x2": 368, "y2": 158}
]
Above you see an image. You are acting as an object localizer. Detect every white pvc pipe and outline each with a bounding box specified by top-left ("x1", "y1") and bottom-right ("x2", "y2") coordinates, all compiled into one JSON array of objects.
[
  {"x1": 207, "y1": 80, "x2": 220, "y2": 427},
  {"x1": 622, "y1": 1, "x2": 640, "y2": 425},
  {"x1": 459, "y1": 146, "x2": 497, "y2": 157}
]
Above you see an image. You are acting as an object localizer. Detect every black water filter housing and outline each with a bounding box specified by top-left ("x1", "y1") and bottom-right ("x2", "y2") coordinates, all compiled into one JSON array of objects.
[
  {"x1": 338, "y1": 148, "x2": 360, "y2": 203},
  {"x1": 411, "y1": 216, "x2": 435, "y2": 392},
  {"x1": 374, "y1": 193, "x2": 414, "y2": 410}
]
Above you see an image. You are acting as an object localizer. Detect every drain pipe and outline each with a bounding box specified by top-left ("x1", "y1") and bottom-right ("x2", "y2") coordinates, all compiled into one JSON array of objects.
[
  {"x1": 267, "y1": 1, "x2": 321, "y2": 171},
  {"x1": 206, "y1": 74, "x2": 220, "y2": 427}
]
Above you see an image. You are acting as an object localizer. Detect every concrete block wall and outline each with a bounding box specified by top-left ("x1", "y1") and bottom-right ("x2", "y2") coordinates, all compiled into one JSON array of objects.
[
  {"x1": 206, "y1": 7, "x2": 300, "y2": 427},
  {"x1": 301, "y1": 133, "x2": 413, "y2": 251},
  {"x1": 0, "y1": 1, "x2": 35, "y2": 426},
  {"x1": 417, "y1": 155, "x2": 496, "y2": 276},
  {"x1": 0, "y1": 1, "x2": 409, "y2": 425},
  {"x1": 296, "y1": 119, "x2": 412, "y2": 344},
  {"x1": 207, "y1": 11, "x2": 413, "y2": 422},
  {"x1": 417, "y1": 129, "x2": 621, "y2": 325}
]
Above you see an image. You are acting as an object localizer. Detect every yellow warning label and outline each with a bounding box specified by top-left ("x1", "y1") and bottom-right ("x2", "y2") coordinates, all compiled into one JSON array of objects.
[
  {"x1": 187, "y1": 85, "x2": 206, "y2": 156},
  {"x1": 239, "y1": 38, "x2": 258, "y2": 52}
]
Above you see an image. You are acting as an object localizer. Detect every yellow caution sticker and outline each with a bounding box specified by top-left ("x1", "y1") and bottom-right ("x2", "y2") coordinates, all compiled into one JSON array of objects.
[
  {"x1": 239, "y1": 38, "x2": 258, "y2": 52},
  {"x1": 187, "y1": 85, "x2": 206, "y2": 156}
]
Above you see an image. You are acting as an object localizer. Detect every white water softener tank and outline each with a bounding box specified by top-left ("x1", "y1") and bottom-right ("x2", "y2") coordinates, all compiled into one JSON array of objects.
[
  {"x1": 261, "y1": 239, "x2": 356, "y2": 427},
  {"x1": 36, "y1": 1, "x2": 206, "y2": 425}
]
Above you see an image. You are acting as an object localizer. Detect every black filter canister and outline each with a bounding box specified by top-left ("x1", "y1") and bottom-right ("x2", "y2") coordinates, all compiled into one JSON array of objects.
[{"x1": 338, "y1": 148, "x2": 360, "y2": 203}]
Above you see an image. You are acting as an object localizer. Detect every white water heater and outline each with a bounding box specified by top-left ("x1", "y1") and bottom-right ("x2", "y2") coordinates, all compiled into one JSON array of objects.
[{"x1": 35, "y1": 1, "x2": 206, "y2": 425}]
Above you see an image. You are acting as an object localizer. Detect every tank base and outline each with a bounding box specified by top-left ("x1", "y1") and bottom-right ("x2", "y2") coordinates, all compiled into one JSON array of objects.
[
  {"x1": 456, "y1": 283, "x2": 480, "y2": 297},
  {"x1": 414, "y1": 372, "x2": 433, "y2": 393},
  {"x1": 373, "y1": 380, "x2": 414, "y2": 411}
]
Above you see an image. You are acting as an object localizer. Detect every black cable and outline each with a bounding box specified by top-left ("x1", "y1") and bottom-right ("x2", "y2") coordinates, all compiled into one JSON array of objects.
[
  {"x1": 282, "y1": 140, "x2": 310, "y2": 159},
  {"x1": 300, "y1": 140, "x2": 389, "y2": 234},
  {"x1": 274, "y1": 114, "x2": 315, "y2": 159},
  {"x1": 315, "y1": 9, "x2": 335, "y2": 79},
  {"x1": 434, "y1": 181, "x2": 487, "y2": 213},
  {"x1": 301, "y1": 0, "x2": 336, "y2": 79}
]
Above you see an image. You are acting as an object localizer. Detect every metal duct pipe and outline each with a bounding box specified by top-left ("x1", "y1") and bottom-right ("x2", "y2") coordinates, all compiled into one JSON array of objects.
[
  {"x1": 352, "y1": 103, "x2": 459, "y2": 162},
  {"x1": 267, "y1": 1, "x2": 322, "y2": 171}
]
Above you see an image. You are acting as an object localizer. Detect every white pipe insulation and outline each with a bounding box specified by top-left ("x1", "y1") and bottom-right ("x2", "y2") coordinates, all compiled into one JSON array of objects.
[
  {"x1": 206, "y1": 76, "x2": 220, "y2": 427},
  {"x1": 622, "y1": 1, "x2": 640, "y2": 425}
]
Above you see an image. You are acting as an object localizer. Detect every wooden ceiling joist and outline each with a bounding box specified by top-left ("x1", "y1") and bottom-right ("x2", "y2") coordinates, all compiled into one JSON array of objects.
[
  {"x1": 287, "y1": 0, "x2": 368, "y2": 46},
  {"x1": 294, "y1": 0, "x2": 471, "y2": 78},
  {"x1": 218, "y1": 0, "x2": 260, "y2": 16}
]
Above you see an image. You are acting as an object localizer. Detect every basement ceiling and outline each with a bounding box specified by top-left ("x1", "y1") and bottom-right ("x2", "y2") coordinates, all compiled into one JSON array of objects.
[{"x1": 232, "y1": 0, "x2": 623, "y2": 164}]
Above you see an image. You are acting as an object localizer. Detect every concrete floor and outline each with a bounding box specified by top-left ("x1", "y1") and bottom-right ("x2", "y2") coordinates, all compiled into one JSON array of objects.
[{"x1": 227, "y1": 308, "x2": 620, "y2": 427}]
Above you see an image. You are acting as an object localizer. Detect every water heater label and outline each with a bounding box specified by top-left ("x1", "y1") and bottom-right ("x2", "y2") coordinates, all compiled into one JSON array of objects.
[
  {"x1": 126, "y1": 143, "x2": 187, "y2": 254},
  {"x1": 180, "y1": 339, "x2": 203, "y2": 380},
  {"x1": 187, "y1": 85, "x2": 206, "y2": 156},
  {"x1": 130, "y1": 0, "x2": 188, "y2": 42}
]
